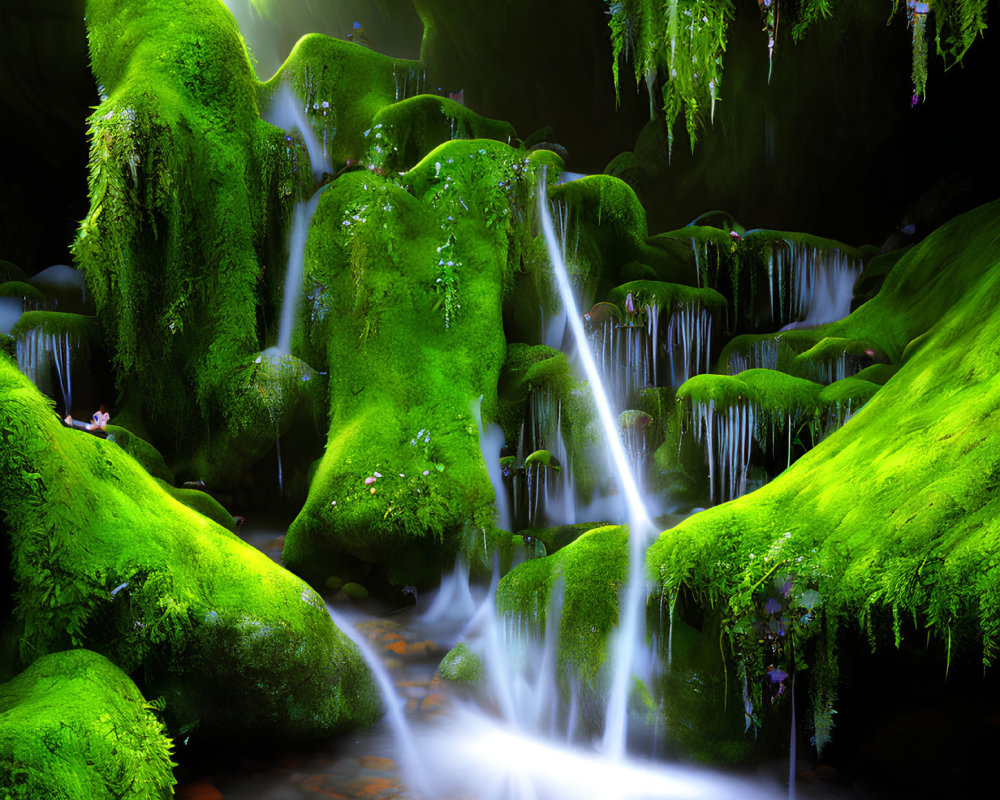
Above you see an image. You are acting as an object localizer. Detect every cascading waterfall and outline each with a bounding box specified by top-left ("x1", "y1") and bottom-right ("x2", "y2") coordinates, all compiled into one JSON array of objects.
[
  {"x1": 727, "y1": 337, "x2": 780, "y2": 375},
  {"x1": 666, "y1": 302, "x2": 713, "y2": 387},
  {"x1": 538, "y1": 169, "x2": 653, "y2": 760},
  {"x1": 472, "y1": 396, "x2": 513, "y2": 532},
  {"x1": 765, "y1": 240, "x2": 861, "y2": 329},
  {"x1": 690, "y1": 399, "x2": 757, "y2": 504},
  {"x1": 16, "y1": 329, "x2": 74, "y2": 415}
]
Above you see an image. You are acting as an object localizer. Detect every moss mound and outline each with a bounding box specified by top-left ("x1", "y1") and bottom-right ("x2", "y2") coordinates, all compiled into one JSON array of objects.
[
  {"x1": 0, "y1": 355, "x2": 379, "y2": 742},
  {"x1": 0, "y1": 649, "x2": 175, "y2": 800},
  {"x1": 284, "y1": 139, "x2": 539, "y2": 587}
]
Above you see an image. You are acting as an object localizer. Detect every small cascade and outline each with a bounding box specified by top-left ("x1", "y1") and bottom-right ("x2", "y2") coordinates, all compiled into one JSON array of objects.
[
  {"x1": 514, "y1": 387, "x2": 575, "y2": 527},
  {"x1": 763, "y1": 240, "x2": 862, "y2": 329},
  {"x1": 392, "y1": 63, "x2": 427, "y2": 103},
  {"x1": 15, "y1": 328, "x2": 75, "y2": 414},
  {"x1": 666, "y1": 302, "x2": 713, "y2": 387},
  {"x1": 727, "y1": 337, "x2": 780, "y2": 375},
  {"x1": 590, "y1": 316, "x2": 653, "y2": 411},
  {"x1": 541, "y1": 200, "x2": 579, "y2": 350},
  {"x1": 539, "y1": 170, "x2": 653, "y2": 761},
  {"x1": 472, "y1": 397, "x2": 512, "y2": 531},
  {"x1": 690, "y1": 399, "x2": 757, "y2": 504},
  {"x1": 275, "y1": 436, "x2": 283, "y2": 494}
]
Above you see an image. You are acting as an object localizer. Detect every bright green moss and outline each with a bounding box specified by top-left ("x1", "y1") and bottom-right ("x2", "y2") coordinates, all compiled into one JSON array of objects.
[
  {"x1": 607, "y1": 280, "x2": 727, "y2": 314},
  {"x1": 497, "y1": 525, "x2": 629, "y2": 686},
  {"x1": 853, "y1": 362, "x2": 898, "y2": 385},
  {"x1": 9, "y1": 311, "x2": 97, "y2": 342},
  {"x1": 104, "y1": 424, "x2": 173, "y2": 482},
  {"x1": 152, "y1": 479, "x2": 234, "y2": 531},
  {"x1": 261, "y1": 33, "x2": 421, "y2": 171},
  {"x1": 0, "y1": 355, "x2": 379, "y2": 742},
  {"x1": 370, "y1": 94, "x2": 517, "y2": 172},
  {"x1": 284, "y1": 140, "x2": 539, "y2": 587},
  {"x1": 677, "y1": 369, "x2": 823, "y2": 418},
  {"x1": 74, "y1": 0, "x2": 291, "y2": 484},
  {"x1": 0, "y1": 650, "x2": 175, "y2": 800}
]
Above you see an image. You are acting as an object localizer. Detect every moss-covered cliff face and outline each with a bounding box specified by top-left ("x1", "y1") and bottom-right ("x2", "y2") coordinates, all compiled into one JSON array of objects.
[
  {"x1": 0, "y1": 649, "x2": 175, "y2": 800},
  {"x1": 0, "y1": 354, "x2": 380, "y2": 742},
  {"x1": 72, "y1": 0, "x2": 291, "y2": 485}
]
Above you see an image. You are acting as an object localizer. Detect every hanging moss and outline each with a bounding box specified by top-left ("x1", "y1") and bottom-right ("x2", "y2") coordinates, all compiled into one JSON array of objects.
[
  {"x1": 0, "y1": 649, "x2": 175, "y2": 800},
  {"x1": 0, "y1": 354, "x2": 380, "y2": 742}
]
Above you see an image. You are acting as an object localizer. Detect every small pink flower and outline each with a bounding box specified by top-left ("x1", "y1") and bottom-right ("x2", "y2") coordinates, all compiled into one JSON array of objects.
[
  {"x1": 624, "y1": 292, "x2": 636, "y2": 315},
  {"x1": 364, "y1": 476, "x2": 376, "y2": 486},
  {"x1": 374, "y1": 471, "x2": 382, "y2": 478}
]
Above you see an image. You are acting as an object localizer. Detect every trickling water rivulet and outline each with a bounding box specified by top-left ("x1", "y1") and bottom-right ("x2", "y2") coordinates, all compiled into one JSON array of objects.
[
  {"x1": 537, "y1": 169, "x2": 654, "y2": 759},
  {"x1": 265, "y1": 82, "x2": 332, "y2": 356}
]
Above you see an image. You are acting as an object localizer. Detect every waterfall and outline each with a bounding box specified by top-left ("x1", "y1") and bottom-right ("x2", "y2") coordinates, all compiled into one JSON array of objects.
[
  {"x1": 472, "y1": 396, "x2": 513, "y2": 532},
  {"x1": 765, "y1": 240, "x2": 861, "y2": 329},
  {"x1": 326, "y1": 605, "x2": 431, "y2": 797},
  {"x1": 666, "y1": 303, "x2": 713, "y2": 387},
  {"x1": 538, "y1": 170, "x2": 653, "y2": 760},
  {"x1": 16, "y1": 329, "x2": 74, "y2": 415}
]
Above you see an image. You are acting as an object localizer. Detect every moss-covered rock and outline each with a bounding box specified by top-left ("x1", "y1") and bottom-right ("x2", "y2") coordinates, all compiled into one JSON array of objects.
[
  {"x1": 0, "y1": 354, "x2": 380, "y2": 742},
  {"x1": 104, "y1": 424, "x2": 173, "y2": 482},
  {"x1": 370, "y1": 94, "x2": 517, "y2": 172},
  {"x1": 0, "y1": 649, "x2": 175, "y2": 800},
  {"x1": 437, "y1": 641, "x2": 484, "y2": 685},
  {"x1": 284, "y1": 140, "x2": 538, "y2": 587},
  {"x1": 73, "y1": 0, "x2": 293, "y2": 485}
]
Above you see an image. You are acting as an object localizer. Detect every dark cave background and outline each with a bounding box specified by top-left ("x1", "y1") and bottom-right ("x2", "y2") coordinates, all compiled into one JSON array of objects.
[{"x1": 2, "y1": 0, "x2": 998, "y2": 276}]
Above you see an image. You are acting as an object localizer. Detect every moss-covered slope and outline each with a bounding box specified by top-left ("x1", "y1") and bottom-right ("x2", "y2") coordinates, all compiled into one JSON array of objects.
[
  {"x1": 0, "y1": 355, "x2": 379, "y2": 742},
  {"x1": 650, "y1": 198, "x2": 1000, "y2": 697},
  {"x1": 0, "y1": 649, "x2": 175, "y2": 800}
]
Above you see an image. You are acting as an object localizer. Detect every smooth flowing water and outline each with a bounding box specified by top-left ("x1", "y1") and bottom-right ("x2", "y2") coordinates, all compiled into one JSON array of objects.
[{"x1": 535, "y1": 170, "x2": 660, "y2": 761}]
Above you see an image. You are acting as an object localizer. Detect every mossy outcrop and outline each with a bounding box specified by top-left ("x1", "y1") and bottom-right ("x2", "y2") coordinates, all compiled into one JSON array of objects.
[
  {"x1": 0, "y1": 355, "x2": 379, "y2": 742},
  {"x1": 0, "y1": 649, "x2": 175, "y2": 800},
  {"x1": 283, "y1": 139, "x2": 539, "y2": 587}
]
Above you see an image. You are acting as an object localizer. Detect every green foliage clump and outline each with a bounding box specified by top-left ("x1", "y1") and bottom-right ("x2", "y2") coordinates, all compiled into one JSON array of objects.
[
  {"x1": 0, "y1": 354, "x2": 379, "y2": 742},
  {"x1": 0, "y1": 650, "x2": 175, "y2": 800}
]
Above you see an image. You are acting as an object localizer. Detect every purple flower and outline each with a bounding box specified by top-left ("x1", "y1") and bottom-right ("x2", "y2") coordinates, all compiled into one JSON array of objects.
[
  {"x1": 764, "y1": 597, "x2": 782, "y2": 615},
  {"x1": 625, "y1": 292, "x2": 636, "y2": 315},
  {"x1": 768, "y1": 667, "x2": 788, "y2": 684}
]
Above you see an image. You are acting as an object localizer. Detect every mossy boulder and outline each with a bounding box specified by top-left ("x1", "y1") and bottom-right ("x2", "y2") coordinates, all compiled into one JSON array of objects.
[
  {"x1": 437, "y1": 641, "x2": 484, "y2": 686},
  {"x1": 0, "y1": 355, "x2": 380, "y2": 742},
  {"x1": 0, "y1": 649, "x2": 175, "y2": 800},
  {"x1": 284, "y1": 139, "x2": 538, "y2": 587},
  {"x1": 370, "y1": 94, "x2": 517, "y2": 172}
]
